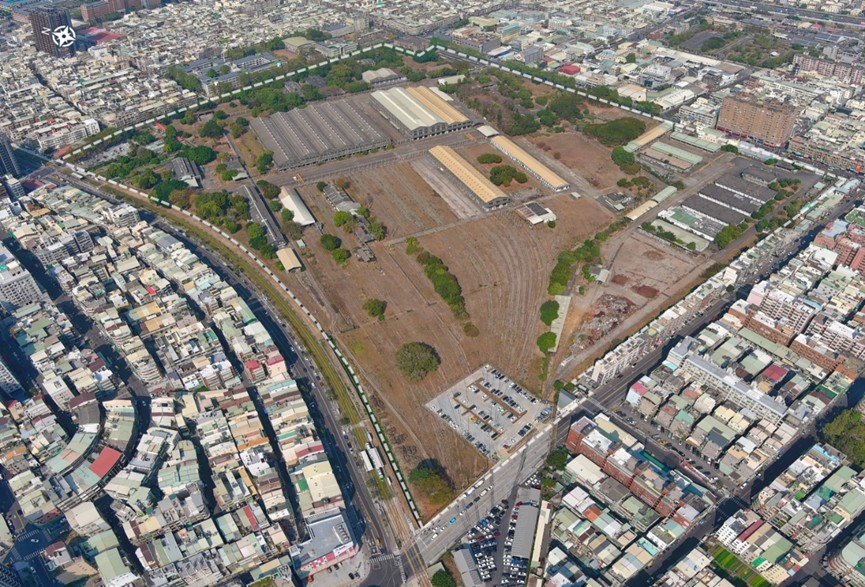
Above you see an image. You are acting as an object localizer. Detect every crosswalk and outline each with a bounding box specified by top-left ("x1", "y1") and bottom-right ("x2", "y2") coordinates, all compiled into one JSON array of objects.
[{"x1": 16, "y1": 529, "x2": 39, "y2": 540}]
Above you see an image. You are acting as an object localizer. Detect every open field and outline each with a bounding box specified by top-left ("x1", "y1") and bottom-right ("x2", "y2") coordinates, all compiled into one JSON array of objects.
[
  {"x1": 297, "y1": 162, "x2": 460, "y2": 239},
  {"x1": 561, "y1": 229, "x2": 708, "y2": 359},
  {"x1": 527, "y1": 131, "x2": 624, "y2": 194},
  {"x1": 288, "y1": 187, "x2": 613, "y2": 514}
]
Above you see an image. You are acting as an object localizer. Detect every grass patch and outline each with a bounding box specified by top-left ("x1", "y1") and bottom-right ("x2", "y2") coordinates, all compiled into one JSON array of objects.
[
  {"x1": 710, "y1": 545, "x2": 772, "y2": 587},
  {"x1": 369, "y1": 475, "x2": 394, "y2": 499},
  {"x1": 353, "y1": 426, "x2": 368, "y2": 448}
]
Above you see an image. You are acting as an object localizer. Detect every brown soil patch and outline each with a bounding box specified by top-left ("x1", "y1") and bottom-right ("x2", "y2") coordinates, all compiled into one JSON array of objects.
[
  {"x1": 643, "y1": 250, "x2": 665, "y2": 261},
  {"x1": 527, "y1": 132, "x2": 623, "y2": 192},
  {"x1": 297, "y1": 162, "x2": 458, "y2": 239},
  {"x1": 632, "y1": 285, "x2": 659, "y2": 299},
  {"x1": 611, "y1": 274, "x2": 629, "y2": 286}
]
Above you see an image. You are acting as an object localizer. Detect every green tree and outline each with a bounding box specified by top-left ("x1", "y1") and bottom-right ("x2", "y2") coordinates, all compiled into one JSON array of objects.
[
  {"x1": 395, "y1": 342, "x2": 441, "y2": 381},
  {"x1": 281, "y1": 208, "x2": 294, "y2": 224},
  {"x1": 584, "y1": 117, "x2": 646, "y2": 146},
  {"x1": 546, "y1": 447, "x2": 569, "y2": 470},
  {"x1": 284, "y1": 221, "x2": 303, "y2": 240},
  {"x1": 537, "y1": 332, "x2": 557, "y2": 353},
  {"x1": 477, "y1": 153, "x2": 503, "y2": 164},
  {"x1": 333, "y1": 211, "x2": 355, "y2": 228},
  {"x1": 625, "y1": 52, "x2": 637, "y2": 63},
  {"x1": 256, "y1": 179, "x2": 280, "y2": 200},
  {"x1": 181, "y1": 145, "x2": 216, "y2": 165},
  {"x1": 540, "y1": 300, "x2": 560, "y2": 326},
  {"x1": 408, "y1": 460, "x2": 453, "y2": 505},
  {"x1": 320, "y1": 234, "x2": 342, "y2": 251},
  {"x1": 316, "y1": 181, "x2": 327, "y2": 192},
  {"x1": 363, "y1": 298, "x2": 387, "y2": 320},
  {"x1": 256, "y1": 151, "x2": 274, "y2": 173},
  {"x1": 331, "y1": 248, "x2": 350, "y2": 263},
  {"x1": 200, "y1": 119, "x2": 223, "y2": 138},
  {"x1": 431, "y1": 570, "x2": 457, "y2": 587},
  {"x1": 720, "y1": 144, "x2": 739, "y2": 154},
  {"x1": 405, "y1": 236, "x2": 421, "y2": 255},
  {"x1": 134, "y1": 171, "x2": 159, "y2": 190}
]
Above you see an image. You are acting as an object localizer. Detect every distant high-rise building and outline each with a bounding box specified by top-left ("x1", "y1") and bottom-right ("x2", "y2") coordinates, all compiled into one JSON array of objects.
[
  {"x1": 81, "y1": 0, "x2": 162, "y2": 23},
  {"x1": 2, "y1": 176, "x2": 23, "y2": 199},
  {"x1": 0, "y1": 243, "x2": 43, "y2": 311},
  {"x1": 0, "y1": 357, "x2": 23, "y2": 398},
  {"x1": 29, "y1": 8, "x2": 75, "y2": 58},
  {"x1": 717, "y1": 95, "x2": 798, "y2": 149},
  {"x1": 0, "y1": 134, "x2": 20, "y2": 178}
]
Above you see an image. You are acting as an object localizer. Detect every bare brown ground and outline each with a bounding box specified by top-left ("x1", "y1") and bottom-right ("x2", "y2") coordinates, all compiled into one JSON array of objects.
[
  {"x1": 527, "y1": 132, "x2": 624, "y2": 193},
  {"x1": 289, "y1": 187, "x2": 614, "y2": 511}
]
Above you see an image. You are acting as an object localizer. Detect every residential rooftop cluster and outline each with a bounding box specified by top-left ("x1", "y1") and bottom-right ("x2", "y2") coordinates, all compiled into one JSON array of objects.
[
  {"x1": 591, "y1": 438, "x2": 865, "y2": 586},
  {"x1": 0, "y1": 181, "x2": 356, "y2": 584},
  {"x1": 623, "y1": 237, "x2": 865, "y2": 486},
  {"x1": 546, "y1": 413, "x2": 715, "y2": 585},
  {"x1": 0, "y1": 0, "x2": 359, "y2": 152}
]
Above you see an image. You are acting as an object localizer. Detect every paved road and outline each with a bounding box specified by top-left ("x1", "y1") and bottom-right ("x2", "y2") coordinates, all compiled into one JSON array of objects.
[{"x1": 414, "y1": 422, "x2": 554, "y2": 564}]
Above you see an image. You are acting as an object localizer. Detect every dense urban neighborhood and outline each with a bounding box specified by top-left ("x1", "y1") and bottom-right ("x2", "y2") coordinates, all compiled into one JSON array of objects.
[{"x1": 0, "y1": 0, "x2": 864, "y2": 586}]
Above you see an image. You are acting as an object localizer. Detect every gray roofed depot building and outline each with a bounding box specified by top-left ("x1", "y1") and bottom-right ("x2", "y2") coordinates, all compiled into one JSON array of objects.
[
  {"x1": 251, "y1": 97, "x2": 389, "y2": 169},
  {"x1": 742, "y1": 166, "x2": 777, "y2": 187},
  {"x1": 370, "y1": 86, "x2": 473, "y2": 140},
  {"x1": 289, "y1": 509, "x2": 357, "y2": 579},
  {"x1": 322, "y1": 184, "x2": 359, "y2": 213},
  {"x1": 697, "y1": 184, "x2": 761, "y2": 215},
  {"x1": 714, "y1": 174, "x2": 776, "y2": 204},
  {"x1": 169, "y1": 157, "x2": 202, "y2": 188},
  {"x1": 453, "y1": 547, "x2": 484, "y2": 586}
]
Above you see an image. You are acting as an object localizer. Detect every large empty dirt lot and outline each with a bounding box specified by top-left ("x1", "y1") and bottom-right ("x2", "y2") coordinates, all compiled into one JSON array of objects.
[
  {"x1": 560, "y1": 229, "x2": 711, "y2": 367},
  {"x1": 297, "y1": 162, "x2": 459, "y2": 238},
  {"x1": 527, "y1": 131, "x2": 624, "y2": 194},
  {"x1": 290, "y1": 191, "x2": 614, "y2": 508}
]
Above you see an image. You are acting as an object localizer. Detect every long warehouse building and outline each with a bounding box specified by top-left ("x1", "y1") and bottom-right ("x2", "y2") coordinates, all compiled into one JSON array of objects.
[
  {"x1": 251, "y1": 98, "x2": 390, "y2": 169},
  {"x1": 371, "y1": 86, "x2": 473, "y2": 139},
  {"x1": 429, "y1": 145, "x2": 510, "y2": 209},
  {"x1": 489, "y1": 135, "x2": 570, "y2": 192}
]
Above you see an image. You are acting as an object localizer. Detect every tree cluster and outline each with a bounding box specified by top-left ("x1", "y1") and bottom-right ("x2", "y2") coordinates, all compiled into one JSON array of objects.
[
  {"x1": 489, "y1": 165, "x2": 528, "y2": 186},
  {"x1": 822, "y1": 410, "x2": 865, "y2": 469},
  {"x1": 408, "y1": 459, "x2": 453, "y2": 505},
  {"x1": 396, "y1": 342, "x2": 441, "y2": 382},
  {"x1": 540, "y1": 300, "x2": 560, "y2": 326},
  {"x1": 415, "y1": 251, "x2": 468, "y2": 320},
  {"x1": 584, "y1": 117, "x2": 646, "y2": 147},
  {"x1": 247, "y1": 222, "x2": 276, "y2": 259}
]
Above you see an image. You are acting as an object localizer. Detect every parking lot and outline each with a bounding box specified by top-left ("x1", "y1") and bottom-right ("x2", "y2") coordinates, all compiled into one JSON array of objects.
[
  {"x1": 457, "y1": 475, "x2": 541, "y2": 586},
  {"x1": 426, "y1": 364, "x2": 552, "y2": 459}
]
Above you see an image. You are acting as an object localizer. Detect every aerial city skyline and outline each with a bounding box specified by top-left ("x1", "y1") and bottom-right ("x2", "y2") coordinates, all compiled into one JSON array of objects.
[{"x1": 0, "y1": 1, "x2": 863, "y2": 586}]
